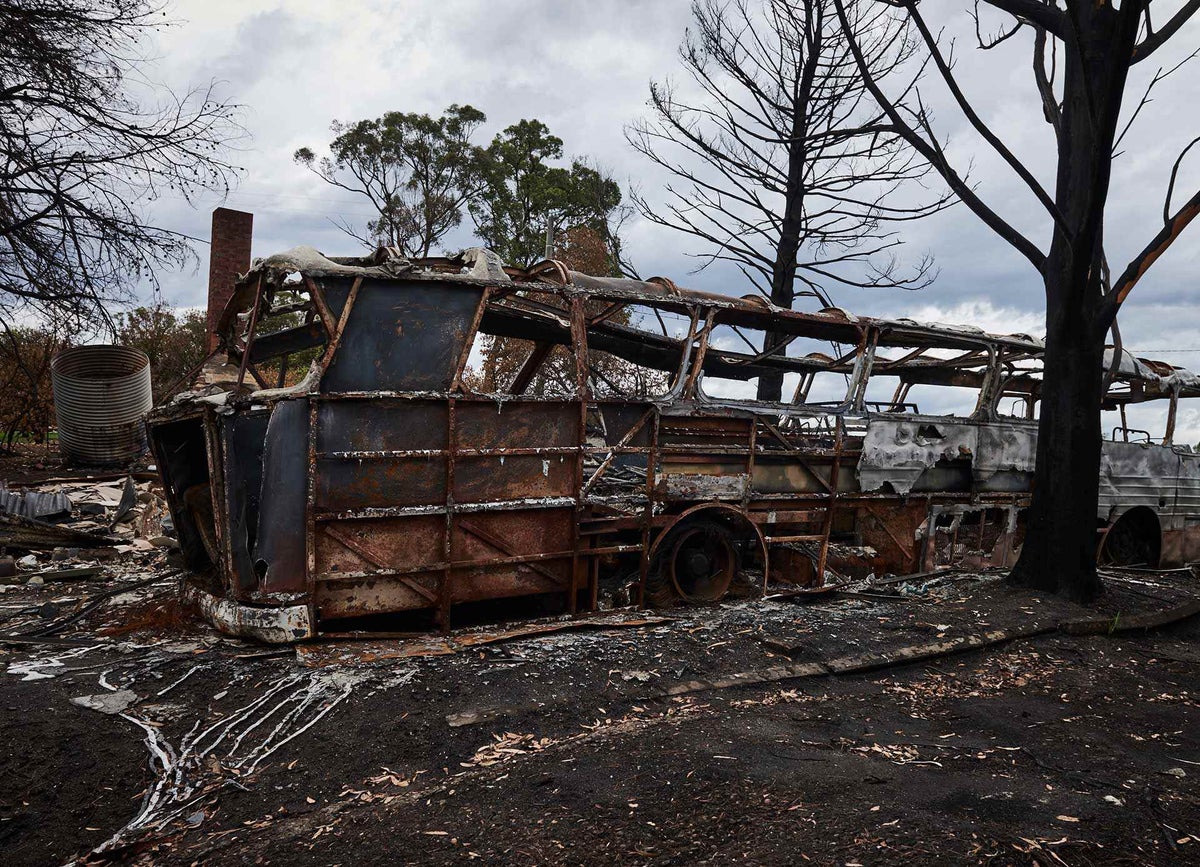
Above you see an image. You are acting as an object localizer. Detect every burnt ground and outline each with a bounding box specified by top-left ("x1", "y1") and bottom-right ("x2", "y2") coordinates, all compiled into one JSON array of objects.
[{"x1": 0, "y1": 569, "x2": 1198, "y2": 866}]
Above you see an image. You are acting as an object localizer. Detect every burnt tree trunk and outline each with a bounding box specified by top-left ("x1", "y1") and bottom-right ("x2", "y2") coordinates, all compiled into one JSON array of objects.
[
  {"x1": 1008, "y1": 2, "x2": 1141, "y2": 600},
  {"x1": 757, "y1": 6, "x2": 820, "y2": 403},
  {"x1": 756, "y1": 143, "x2": 806, "y2": 402},
  {"x1": 1010, "y1": 277, "x2": 1106, "y2": 600}
]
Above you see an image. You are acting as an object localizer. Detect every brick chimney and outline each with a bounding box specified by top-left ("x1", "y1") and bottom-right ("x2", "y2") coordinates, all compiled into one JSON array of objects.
[{"x1": 206, "y1": 207, "x2": 254, "y2": 351}]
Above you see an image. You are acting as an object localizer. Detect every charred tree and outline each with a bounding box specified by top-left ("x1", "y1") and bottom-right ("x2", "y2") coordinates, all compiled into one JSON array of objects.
[
  {"x1": 0, "y1": 0, "x2": 242, "y2": 330},
  {"x1": 628, "y1": 0, "x2": 946, "y2": 401},
  {"x1": 834, "y1": 0, "x2": 1200, "y2": 600}
]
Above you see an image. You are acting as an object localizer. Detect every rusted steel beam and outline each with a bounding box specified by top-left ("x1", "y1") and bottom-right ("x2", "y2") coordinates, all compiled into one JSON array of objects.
[
  {"x1": 245, "y1": 362, "x2": 269, "y2": 390},
  {"x1": 459, "y1": 518, "x2": 565, "y2": 588},
  {"x1": 858, "y1": 502, "x2": 919, "y2": 566},
  {"x1": 441, "y1": 397, "x2": 457, "y2": 630},
  {"x1": 318, "y1": 446, "x2": 584, "y2": 459},
  {"x1": 681, "y1": 310, "x2": 715, "y2": 398},
  {"x1": 756, "y1": 417, "x2": 835, "y2": 494},
  {"x1": 313, "y1": 544, "x2": 641, "y2": 583},
  {"x1": 451, "y1": 287, "x2": 490, "y2": 394},
  {"x1": 587, "y1": 301, "x2": 628, "y2": 327},
  {"x1": 246, "y1": 323, "x2": 325, "y2": 363},
  {"x1": 236, "y1": 275, "x2": 264, "y2": 390},
  {"x1": 510, "y1": 341, "x2": 555, "y2": 395},
  {"x1": 637, "y1": 411, "x2": 661, "y2": 608},
  {"x1": 582, "y1": 407, "x2": 654, "y2": 496},
  {"x1": 318, "y1": 276, "x2": 363, "y2": 370},
  {"x1": 814, "y1": 422, "x2": 845, "y2": 585},
  {"x1": 304, "y1": 274, "x2": 336, "y2": 340},
  {"x1": 569, "y1": 297, "x2": 590, "y2": 614}
]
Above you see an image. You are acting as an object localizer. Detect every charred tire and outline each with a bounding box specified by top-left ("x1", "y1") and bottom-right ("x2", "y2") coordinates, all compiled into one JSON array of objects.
[
  {"x1": 1100, "y1": 508, "x2": 1161, "y2": 568},
  {"x1": 646, "y1": 519, "x2": 741, "y2": 607}
]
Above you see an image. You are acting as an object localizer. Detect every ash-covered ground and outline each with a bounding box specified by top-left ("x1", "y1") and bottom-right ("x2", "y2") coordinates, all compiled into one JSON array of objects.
[{"x1": 0, "y1": 554, "x2": 1197, "y2": 866}]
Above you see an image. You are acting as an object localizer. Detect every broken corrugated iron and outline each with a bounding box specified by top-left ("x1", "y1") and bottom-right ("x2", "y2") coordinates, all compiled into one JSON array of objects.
[
  {"x1": 0, "y1": 482, "x2": 72, "y2": 521},
  {"x1": 148, "y1": 245, "x2": 1200, "y2": 642},
  {"x1": 0, "y1": 513, "x2": 117, "y2": 550}
]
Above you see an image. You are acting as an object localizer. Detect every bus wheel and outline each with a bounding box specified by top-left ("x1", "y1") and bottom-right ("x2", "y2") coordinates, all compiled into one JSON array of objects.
[
  {"x1": 1100, "y1": 507, "x2": 1161, "y2": 568},
  {"x1": 646, "y1": 519, "x2": 738, "y2": 606},
  {"x1": 668, "y1": 521, "x2": 737, "y2": 602}
]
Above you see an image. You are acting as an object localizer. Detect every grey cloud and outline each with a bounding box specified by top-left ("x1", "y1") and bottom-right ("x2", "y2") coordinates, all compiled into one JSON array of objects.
[{"x1": 135, "y1": 0, "x2": 1198, "y2": 372}]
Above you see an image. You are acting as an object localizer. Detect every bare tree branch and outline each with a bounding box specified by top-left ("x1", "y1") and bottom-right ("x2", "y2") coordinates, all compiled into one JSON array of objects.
[
  {"x1": 1032, "y1": 25, "x2": 1062, "y2": 136},
  {"x1": 976, "y1": 0, "x2": 1066, "y2": 36},
  {"x1": 0, "y1": 0, "x2": 244, "y2": 329},
  {"x1": 904, "y1": 1, "x2": 1068, "y2": 233},
  {"x1": 1132, "y1": 0, "x2": 1200, "y2": 63},
  {"x1": 1102, "y1": 185, "x2": 1200, "y2": 327},
  {"x1": 628, "y1": 0, "x2": 946, "y2": 312},
  {"x1": 832, "y1": 0, "x2": 1047, "y2": 271}
]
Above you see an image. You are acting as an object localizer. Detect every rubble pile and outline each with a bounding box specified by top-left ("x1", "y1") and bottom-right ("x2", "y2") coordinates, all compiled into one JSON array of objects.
[{"x1": 0, "y1": 472, "x2": 180, "y2": 642}]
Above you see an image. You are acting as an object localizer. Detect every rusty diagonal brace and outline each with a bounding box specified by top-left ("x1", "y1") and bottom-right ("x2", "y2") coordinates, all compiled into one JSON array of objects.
[
  {"x1": 581, "y1": 406, "x2": 656, "y2": 496},
  {"x1": 321, "y1": 523, "x2": 439, "y2": 603},
  {"x1": 458, "y1": 519, "x2": 565, "y2": 587},
  {"x1": 756, "y1": 417, "x2": 835, "y2": 495}
]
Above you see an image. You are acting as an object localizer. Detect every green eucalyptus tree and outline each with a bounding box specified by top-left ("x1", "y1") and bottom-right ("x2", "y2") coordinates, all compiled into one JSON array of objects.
[{"x1": 295, "y1": 104, "x2": 487, "y2": 256}]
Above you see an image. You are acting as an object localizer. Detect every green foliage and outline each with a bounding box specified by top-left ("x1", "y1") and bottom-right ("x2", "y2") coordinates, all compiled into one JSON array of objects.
[
  {"x1": 295, "y1": 105, "x2": 487, "y2": 256},
  {"x1": 0, "y1": 324, "x2": 72, "y2": 448},
  {"x1": 116, "y1": 304, "x2": 208, "y2": 402},
  {"x1": 299, "y1": 109, "x2": 629, "y2": 273},
  {"x1": 469, "y1": 120, "x2": 624, "y2": 269}
]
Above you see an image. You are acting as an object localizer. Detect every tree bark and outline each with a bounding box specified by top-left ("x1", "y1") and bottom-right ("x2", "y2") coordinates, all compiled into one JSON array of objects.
[
  {"x1": 757, "y1": 7, "x2": 819, "y2": 403},
  {"x1": 1007, "y1": 1, "x2": 1141, "y2": 600},
  {"x1": 1008, "y1": 276, "x2": 1105, "y2": 601},
  {"x1": 756, "y1": 170, "x2": 804, "y2": 402}
]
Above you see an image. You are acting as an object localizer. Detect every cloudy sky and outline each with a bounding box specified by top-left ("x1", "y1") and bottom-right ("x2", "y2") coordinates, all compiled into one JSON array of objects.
[{"x1": 142, "y1": 0, "x2": 1200, "y2": 435}]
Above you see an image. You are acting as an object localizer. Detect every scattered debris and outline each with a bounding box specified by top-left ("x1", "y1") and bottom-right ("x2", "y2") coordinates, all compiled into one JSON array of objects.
[
  {"x1": 299, "y1": 614, "x2": 673, "y2": 667},
  {"x1": 0, "y1": 513, "x2": 116, "y2": 550},
  {"x1": 0, "y1": 482, "x2": 71, "y2": 521},
  {"x1": 71, "y1": 689, "x2": 138, "y2": 715}
]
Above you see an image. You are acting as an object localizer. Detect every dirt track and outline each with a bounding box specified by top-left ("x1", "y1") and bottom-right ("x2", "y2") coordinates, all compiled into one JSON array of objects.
[{"x1": 1, "y1": 573, "x2": 1198, "y2": 865}]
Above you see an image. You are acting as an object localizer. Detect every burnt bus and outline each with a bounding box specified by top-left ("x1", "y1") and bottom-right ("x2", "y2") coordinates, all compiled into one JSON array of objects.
[{"x1": 147, "y1": 246, "x2": 1200, "y2": 641}]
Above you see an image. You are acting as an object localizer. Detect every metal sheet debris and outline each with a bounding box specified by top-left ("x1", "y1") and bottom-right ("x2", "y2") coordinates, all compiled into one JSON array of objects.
[{"x1": 0, "y1": 482, "x2": 71, "y2": 521}]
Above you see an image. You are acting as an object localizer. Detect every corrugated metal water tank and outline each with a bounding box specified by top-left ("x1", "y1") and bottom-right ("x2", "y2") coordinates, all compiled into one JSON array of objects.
[{"x1": 51, "y1": 345, "x2": 153, "y2": 466}]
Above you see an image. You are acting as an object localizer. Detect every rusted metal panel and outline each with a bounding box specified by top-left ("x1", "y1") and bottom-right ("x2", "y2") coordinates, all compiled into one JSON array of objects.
[
  {"x1": 316, "y1": 576, "x2": 441, "y2": 619},
  {"x1": 456, "y1": 400, "x2": 580, "y2": 450},
  {"x1": 315, "y1": 515, "x2": 444, "y2": 576},
  {"x1": 319, "y1": 278, "x2": 485, "y2": 393},
  {"x1": 752, "y1": 457, "x2": 858, "y2": 494},
  {"x1": 657, "y1": 470, "x2": 749, "y2": 501},
  {"x1": 315, "y1": 457, "x2": 447, "y2": 511},
  {"x1": 316, "y1": 400, "x2": 448, "y2": 453},
  {"x1": 220, "y1": 410, "x2": 269, "y2": 592},
  {"x1": 252, "y1": 399, "x2": 309, "y2": 597},
  {"x1": 454, "y1": 454, "x2": 576, "y2": 503}
]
